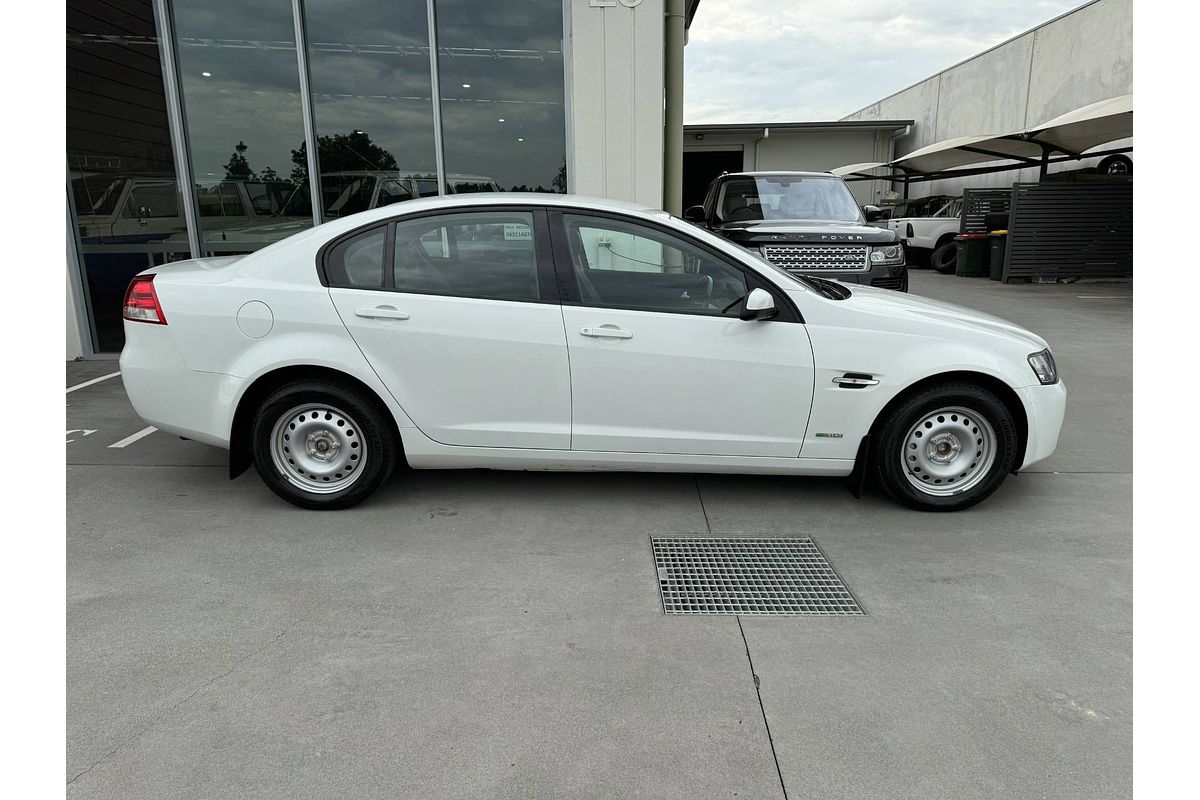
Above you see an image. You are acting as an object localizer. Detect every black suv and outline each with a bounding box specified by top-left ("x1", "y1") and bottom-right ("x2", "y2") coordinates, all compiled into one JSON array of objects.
[{"x1": 685, "y1": 171, "x2": 909, "y2": 292}]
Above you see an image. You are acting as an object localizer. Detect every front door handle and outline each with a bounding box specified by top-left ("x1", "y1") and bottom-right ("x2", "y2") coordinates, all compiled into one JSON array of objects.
[
  {"x1": 355, "y1": 306, "x2": 410, "y2": 320},
  {"x1": 580, "y1": 326, "x2": 633, "y2": 340}
]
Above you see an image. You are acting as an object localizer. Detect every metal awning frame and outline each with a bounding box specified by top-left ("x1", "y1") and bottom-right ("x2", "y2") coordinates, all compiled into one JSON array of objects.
[
  {"x1": 838, "y1": 94, "x2": 1132, "y2": 197},
  {"x1": 840, "y1": 140, "x2": 1133, "y2": 198}
]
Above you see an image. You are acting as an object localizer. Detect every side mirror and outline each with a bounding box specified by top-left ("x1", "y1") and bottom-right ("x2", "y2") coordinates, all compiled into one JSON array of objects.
[
  {"x1": 862, "y1": 205, "x2": 883, "y2": 222},
  {"x1": 137, "y1": 205, "x2": 152, "y2": 226},
  {"x1": 683, "y1": 205, "x2": 707, "y2": 223},
  {"x1": 740, "y1": 288, "x2": 778, "y2": 321}
]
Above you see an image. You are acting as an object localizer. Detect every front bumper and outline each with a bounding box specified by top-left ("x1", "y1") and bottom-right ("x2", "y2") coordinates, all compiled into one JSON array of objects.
[
  {"x1": 1017, "y1": 380, "x2": 1067, "y2": 470},
  {"x1": 789, "y1": 263, "x2": 909, "y2": 291}
]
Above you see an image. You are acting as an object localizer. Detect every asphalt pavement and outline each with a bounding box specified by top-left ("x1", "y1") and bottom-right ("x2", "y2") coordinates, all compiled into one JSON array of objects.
[{"x1": 66, "y1": 271, "x2": 1132, "y2": 799}]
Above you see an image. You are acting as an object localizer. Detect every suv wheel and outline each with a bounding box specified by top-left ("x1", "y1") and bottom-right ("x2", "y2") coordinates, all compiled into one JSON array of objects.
[
  {"x1": 872, "y1": 383, "x2": 1018, "y2": 511},
  {"x1": 251, "y1": 379, "x2": 397, "y2": 509}
]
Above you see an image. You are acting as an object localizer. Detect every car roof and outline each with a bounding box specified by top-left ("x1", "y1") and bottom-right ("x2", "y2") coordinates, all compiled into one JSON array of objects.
[
  {"x1": 719, "y1": 171, "x2": 837, "y2": 179},
  {"x1": 314, "y1": 192, "x2": 669, "y2": 235}
]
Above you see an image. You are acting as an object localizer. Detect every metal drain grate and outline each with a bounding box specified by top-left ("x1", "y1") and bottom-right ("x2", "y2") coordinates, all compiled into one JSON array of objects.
[{"x1": 651, "y1": 537, "x2": 864, "y2": 616}]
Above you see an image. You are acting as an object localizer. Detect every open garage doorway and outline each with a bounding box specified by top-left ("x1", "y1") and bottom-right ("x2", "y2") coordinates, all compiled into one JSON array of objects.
[{"x1": 683, "y1": 149, "x2": 744, "y2": 210}]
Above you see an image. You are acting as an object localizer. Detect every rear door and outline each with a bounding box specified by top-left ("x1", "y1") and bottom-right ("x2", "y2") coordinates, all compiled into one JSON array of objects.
[
  {"x1": 550, "y1": 210, "x2": 815, "y2": 457},
  {"x1": 326, "y1": 207, "x2": 572, "y2": 450}
]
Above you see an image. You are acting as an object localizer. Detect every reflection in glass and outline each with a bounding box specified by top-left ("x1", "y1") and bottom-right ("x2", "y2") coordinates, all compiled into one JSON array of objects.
[
  {"x1": 67, "y1": 0, "x2": 190, "y2": 352},
  {"x1": 173, "y1": 0, "x2": 313, "y2": 253},
  {"x1": 435, "y1": 0, "x2": 566, "y2": 194},
  {"x1": 305, "y1": 1, "x2": 438, "y2": 219}
]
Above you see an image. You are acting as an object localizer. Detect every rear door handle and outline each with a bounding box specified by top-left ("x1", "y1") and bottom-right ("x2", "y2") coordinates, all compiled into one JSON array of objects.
[
  {"x1": 580, "y1": 326, "x2": 633, "y2": 340},
  {"x1": 355, "y1": 306, "x2": 410, "y2": 320}
]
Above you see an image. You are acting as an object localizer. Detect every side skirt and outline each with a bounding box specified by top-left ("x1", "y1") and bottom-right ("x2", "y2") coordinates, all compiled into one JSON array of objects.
[{"x1": 399, "y1": 428, "x2": 855, "y2": 476}]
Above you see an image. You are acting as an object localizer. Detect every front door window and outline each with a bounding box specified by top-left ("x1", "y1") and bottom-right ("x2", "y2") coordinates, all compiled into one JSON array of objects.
[{"x1": 560, "y1": 213, "x2": 749, "y2": 316}]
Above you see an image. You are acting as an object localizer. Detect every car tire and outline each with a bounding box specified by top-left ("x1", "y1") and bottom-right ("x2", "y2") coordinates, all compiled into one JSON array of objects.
[
  {"x1": 1096, "y1": 154, "x2": 1132, "y2": 175},
  {"x1": 872, "y1": 382, "x2": 1018, "y2": 512},
  {"x1": 899, "y1": 268, "x2": 910, "y2": 293},
  {"x1": 930, "y1": 243, "x2": 957, "y2": 274},
  {"x1": 250, "y1": 379, "x2": 397, "y2": 510}
]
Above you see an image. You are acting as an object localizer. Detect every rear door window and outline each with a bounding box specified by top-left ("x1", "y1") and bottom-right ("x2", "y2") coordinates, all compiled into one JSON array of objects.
[{"x1": 393, "y1": 211, "x2": 538, "y2": 302}]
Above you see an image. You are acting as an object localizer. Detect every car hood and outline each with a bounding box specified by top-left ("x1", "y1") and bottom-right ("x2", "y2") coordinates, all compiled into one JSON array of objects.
[
  {"x1": 714, "y1": 219, "x2": 898, "y2": 246},
  {"x1": 821, "y1": 282, "x2": 1050, "y2": 351}
]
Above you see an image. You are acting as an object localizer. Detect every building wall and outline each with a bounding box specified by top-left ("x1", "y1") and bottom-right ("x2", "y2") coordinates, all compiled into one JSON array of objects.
[
  {"x1": 66, "y1": 0, "x2": 671, "y2": 359},
  {"x1": 844, "y1": 0, "x2": 1132, "y2": 198},
  {"x1": 567, "y1": 0, "x2": 664, "y2": 207},
  {"x1": 684, "y1": 128, "x2": 898, "y2": 204},
  {"x1": 66, "y1": 255, "x2": 82, "y2": 361}
]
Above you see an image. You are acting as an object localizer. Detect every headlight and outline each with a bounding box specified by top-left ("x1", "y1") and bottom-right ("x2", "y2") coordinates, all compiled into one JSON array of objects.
[
  {"x1": 869, "y1": 244, "x2": 905, "y2": 265},
  {"x1": 1027, "y1": 349, "x2": 1058, "y2": 385}
]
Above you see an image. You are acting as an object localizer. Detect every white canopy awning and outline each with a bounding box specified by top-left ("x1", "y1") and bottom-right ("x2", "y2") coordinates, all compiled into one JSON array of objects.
[
  {"x1": 829, "y1": 162, "x2": 889, "y2": 177},
  {"x1": 890, "y1": 134, "x2": 1043, "y2": 173},
  {"x1": 1025, "y1": 93, "x2": 1132, "y2": 155},
  {"x1": 885, "y1": 94, "x2": 1133, "y2": 175}
]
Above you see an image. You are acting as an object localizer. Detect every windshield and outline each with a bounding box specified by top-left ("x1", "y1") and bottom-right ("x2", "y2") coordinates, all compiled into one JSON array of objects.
[{"x1": 716, "y1": 176, "x2": 861, "y2": 223}]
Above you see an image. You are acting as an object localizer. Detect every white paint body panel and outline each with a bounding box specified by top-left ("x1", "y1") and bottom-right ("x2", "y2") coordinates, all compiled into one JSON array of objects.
[
  {"x1": 119, "y1": 193, "x2": 1065, "y2": 480},
  {"x1": 328, "y1": 290, "x2": 571, "y2": 450},
  {"x1": 889, "y1": 215, "x2": 960, "y2": 251},
  {"x1": 562, "y1": 305, "x2": 814, "y2": 456}
]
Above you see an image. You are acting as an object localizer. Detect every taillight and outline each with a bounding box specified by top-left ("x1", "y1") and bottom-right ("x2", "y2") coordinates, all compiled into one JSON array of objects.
[{"x1": 122, "y1": 275, "x2": 167, "y2": 325}]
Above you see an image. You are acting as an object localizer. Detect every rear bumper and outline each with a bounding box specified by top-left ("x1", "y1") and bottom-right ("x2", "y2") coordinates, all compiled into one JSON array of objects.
[
  {"x1": 119, "y1": 321, "x2": 243, "y2": 449},
  {"x1": 1017, "y1": 381, "x2": 1067, "y2": 470}
]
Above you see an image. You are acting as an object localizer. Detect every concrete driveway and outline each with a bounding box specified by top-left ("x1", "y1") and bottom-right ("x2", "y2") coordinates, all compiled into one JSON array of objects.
[{"x1": 66, "y1": 272, "x2": 1131, "y2": 799}]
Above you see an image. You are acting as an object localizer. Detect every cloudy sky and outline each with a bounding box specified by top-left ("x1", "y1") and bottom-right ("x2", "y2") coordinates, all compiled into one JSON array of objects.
[{"x1": 684, "y1": 0, "x2": 1084, "y2": 123}]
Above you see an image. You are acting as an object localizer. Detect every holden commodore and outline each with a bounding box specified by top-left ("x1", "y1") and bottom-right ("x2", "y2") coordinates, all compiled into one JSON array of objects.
[{"x1": 119, "y1": 194, "x2": 1065, "y2": 512}]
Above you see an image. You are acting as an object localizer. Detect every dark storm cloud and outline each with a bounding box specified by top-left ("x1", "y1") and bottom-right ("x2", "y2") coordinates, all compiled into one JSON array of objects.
[{"x1": 684, "y1": 0, "x2": 1084, "y2": 122}]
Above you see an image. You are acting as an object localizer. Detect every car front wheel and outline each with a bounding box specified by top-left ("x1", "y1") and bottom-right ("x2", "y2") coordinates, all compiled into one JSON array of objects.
[
  {"x1": 872, "y1": 383, "x2": 1018, "y2": 511},
  {"x1": 251, "y1": 379, "x2": 396, "y2": 509}
]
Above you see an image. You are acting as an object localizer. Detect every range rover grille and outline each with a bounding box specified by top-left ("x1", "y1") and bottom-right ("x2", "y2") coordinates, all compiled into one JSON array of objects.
[{"x1": 762, "y1": 244, "x2": 870, "y2": 272}]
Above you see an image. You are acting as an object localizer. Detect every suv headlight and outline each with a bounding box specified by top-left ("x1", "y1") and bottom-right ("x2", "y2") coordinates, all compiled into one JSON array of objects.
[
  {"x1": 869, "y1": 244, "x2": 905, "y2": 265},
  {"x1": 1027, "y1": 349, "x2": 1058, "y2": 385}
]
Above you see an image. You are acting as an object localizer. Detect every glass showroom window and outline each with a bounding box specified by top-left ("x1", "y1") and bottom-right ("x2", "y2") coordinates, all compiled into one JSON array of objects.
[
  {"x1": 302, "y1": 0, "x2": 439, "y2": 220},
  {"x1": 435, "y1": 0, "x2": 567, "y2": 194},
  {"x1": 172, "y1": 0, "x2": 313, "y2": 255},
  {"x1": 67, "y1": 0, "x2": 191, "y2": 353}
]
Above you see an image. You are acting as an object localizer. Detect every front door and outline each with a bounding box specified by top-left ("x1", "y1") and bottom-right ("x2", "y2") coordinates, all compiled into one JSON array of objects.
[
  {"x1": 552, "y1": 211, "x2": 815, "y2": 457},
  {"x1": 327, "y1": 208, "x2": 571, "y2": 450}
]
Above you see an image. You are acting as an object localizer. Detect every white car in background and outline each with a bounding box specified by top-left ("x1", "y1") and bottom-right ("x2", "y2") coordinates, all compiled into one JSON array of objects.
[
  {"x1": 889, "y1": 197, "x2": 963, "y2": 272},
  {"x1": 120, "y1": 194, "x2": 1065, "y2": 512}
]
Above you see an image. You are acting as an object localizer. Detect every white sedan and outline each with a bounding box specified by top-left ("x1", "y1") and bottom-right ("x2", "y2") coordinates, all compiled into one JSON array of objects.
[{"x1": 119, "y1": 194, "x2": 1065, "y2": 512}]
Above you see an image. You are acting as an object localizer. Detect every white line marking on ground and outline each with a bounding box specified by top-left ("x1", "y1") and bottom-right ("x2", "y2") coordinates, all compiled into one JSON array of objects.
[
  {"x1": 66, "y1": 429, "x2": 97, "y2": 444},
  {"x1": 1076, "y1": 295, "x2": 1130, "y2": 299},
  {"x1": 108, "y1": 426, "x2": 157, "y2": 448},
  {"x1": 66, "y1": 371, "x2": 121, "y2": 394}
]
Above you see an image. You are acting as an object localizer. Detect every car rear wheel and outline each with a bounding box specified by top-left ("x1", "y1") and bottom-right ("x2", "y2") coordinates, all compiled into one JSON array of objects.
[
  {"x1": 251, "y1": 379, "x2": 396, "y2": 509},
  {"x1": 872, "y1": 383, "x2": 1018, "y2": 511}
]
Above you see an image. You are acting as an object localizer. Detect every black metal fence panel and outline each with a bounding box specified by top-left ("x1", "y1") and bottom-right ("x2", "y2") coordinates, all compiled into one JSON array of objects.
[
  {"x1": 960, "y1": 188, "x2": 1012, "y2": 234},
  {"x1": 1003, "y1": 182, "x2": 1133, "y2": 281}
]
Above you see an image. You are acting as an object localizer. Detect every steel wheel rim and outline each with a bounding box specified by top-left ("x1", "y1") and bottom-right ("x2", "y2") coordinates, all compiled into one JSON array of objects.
[
  {"x1": 901, "y1": 406, "x2": 996, "y2": 497},
  {"x1": 269, "y1": 404, "x2": 367, "y2": 495}
]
